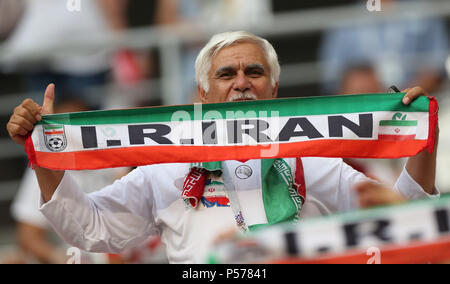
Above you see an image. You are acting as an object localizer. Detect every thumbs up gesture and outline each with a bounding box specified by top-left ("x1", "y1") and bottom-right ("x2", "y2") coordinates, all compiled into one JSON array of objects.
[{"x1": 7, "y1": 84, "x2": 55, "y2": 145}]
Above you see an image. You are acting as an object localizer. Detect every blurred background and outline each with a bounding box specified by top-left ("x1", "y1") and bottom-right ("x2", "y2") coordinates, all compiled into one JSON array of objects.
[{"x1": 0, "y1": 0, "x2": 449, "y2": 263}]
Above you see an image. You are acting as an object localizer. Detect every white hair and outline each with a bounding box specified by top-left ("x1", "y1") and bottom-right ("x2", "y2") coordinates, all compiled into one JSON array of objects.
[{"x1": 195, "y1": 31, "x2": 281, "y2": 93}]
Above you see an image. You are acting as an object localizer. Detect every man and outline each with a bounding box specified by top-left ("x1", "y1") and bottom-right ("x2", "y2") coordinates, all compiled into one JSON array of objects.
[{"x1": 6, "y1": 31, "x2": 439, "y2": 263}]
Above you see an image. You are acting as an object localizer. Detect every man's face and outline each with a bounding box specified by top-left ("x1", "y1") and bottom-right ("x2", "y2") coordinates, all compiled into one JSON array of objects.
[{"x1": 199, "y1": 42, "x2": 278, "y2": 103}]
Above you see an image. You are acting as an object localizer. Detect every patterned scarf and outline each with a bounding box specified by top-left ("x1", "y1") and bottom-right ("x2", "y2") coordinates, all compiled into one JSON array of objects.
[
  {"x1": 182, "y1": 158, "x2": 305, "y2": 231},
  {"x1": 25, "y1": 93, "x2": 437, "y2": 171}
]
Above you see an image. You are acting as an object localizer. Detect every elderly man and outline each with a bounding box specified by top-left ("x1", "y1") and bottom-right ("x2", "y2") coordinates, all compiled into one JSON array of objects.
[{"x1": 7, "y1": 31, "x2": 439, "y2": 263}]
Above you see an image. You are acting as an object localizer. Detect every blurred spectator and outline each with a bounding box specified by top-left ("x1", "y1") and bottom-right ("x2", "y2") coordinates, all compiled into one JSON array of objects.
[
  {"x1": 156, "y1": 0, "x2": 273, "y2": 29},
  {"x1": 7, "y1": 99, "x2": 130, "y2": 264},
  {"x1": 320, "y1": 0, "x2": 448, "y2": 95},
  {"x1": 339, "y1": 64, "x2": 384, "y2": 95},
  {"x1": 339, "y1": 64, "x2": 404, "y2": 188},
  {"x1": 2, "y1": 0, "x2": 114, "y2": 109},
  {"x1": 97, "y1": 0, "x2": 161, "y2": 108},
  {"x1": 6, "y1": 0, "x2": 275, "y2": 108},
  {"x1": 0, "y1": 0, "x2": 25, "y2": 42},
  {"x1": 98, "y1": 0, "x2": 154, "y2": 88},
  {"x1": 107, "y1": 235, "x2": 168, "y2": 264}
]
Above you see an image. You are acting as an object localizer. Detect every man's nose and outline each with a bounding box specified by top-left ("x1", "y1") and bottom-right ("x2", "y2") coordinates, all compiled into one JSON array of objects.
[{"x1": 233, "y1": 72, "x2": 251, "y2": 92}]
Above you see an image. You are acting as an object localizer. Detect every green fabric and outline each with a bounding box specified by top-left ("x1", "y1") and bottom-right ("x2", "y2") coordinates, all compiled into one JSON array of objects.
[
  {"x1": 192, "y1": 161, "x2": 222, "y2": 172},
  {"x1": 37, "y1": 93, "x2": 429, "y2": 126},
  {"x1": 43, "y1": 125, "x2": 63, "y2": 130},
  {"x1": 379, "y1": 120, "x2": 418, "y2": 126},
  {"x1": 193, "y1": 158, "x2": 302, "y2": 231},
  {"x1": 261, "y1": 159, "x2": 299, "y2": 225}
]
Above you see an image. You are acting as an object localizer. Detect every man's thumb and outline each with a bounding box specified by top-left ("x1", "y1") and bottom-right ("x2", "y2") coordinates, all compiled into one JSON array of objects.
[{"x1": 42, "y1": 84, "x2": 55, "y2": 115}]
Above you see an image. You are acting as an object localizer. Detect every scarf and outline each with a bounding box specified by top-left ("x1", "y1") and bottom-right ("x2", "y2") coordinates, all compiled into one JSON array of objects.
[
  {"x1": 208, "y1": 194, "x2": 450, "y2": 264},
  {"x1": 182, "y1": 158, "x2": 306, "y2": 231},
  {"x1": 24, "y1": 93, "x2": 438, "y2": 170}
]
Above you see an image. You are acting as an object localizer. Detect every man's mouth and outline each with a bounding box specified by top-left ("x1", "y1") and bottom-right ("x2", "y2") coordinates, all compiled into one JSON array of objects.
[{"x1": 231, "y1": 98, "x2": 256, "y2": 102}]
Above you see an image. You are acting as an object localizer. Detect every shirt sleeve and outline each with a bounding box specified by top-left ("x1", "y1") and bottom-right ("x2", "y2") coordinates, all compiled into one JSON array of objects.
[
  {"x1": 338, "y1": 163, "x2": 440, "y2": 211},
  {"x1": 39, "y1": 167, "x2": 156, "y2": 254},
  {"x1": 305, "y1": 158, "x2": 439, "y2": 216},
  {"x1": 302, "y1": 158, "x2": 370, "y2": 213},
  {"x1": 394, "y1": 167, "x2": 440, "y2": 200}
]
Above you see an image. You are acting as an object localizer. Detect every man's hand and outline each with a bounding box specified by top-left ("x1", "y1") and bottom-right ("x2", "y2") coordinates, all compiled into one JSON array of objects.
[
  {"x1": 401, "y1": 86, "x2": 430, "y2": 105},
  {"x1": 6, "y1": 83, "x2": 63, "y2": 203},
  {"x1": 399, "y1": 86, "x2": 438, "y2": 195},
  {"x1": 7, "y1": 84, "x2": 55, "y2": 144},
  {"x1": 355, "y1": 181, "x2": 405, "y2": 208},
  {"x1": 401, "y1": 86, "x2": 439, "y2": 134}
]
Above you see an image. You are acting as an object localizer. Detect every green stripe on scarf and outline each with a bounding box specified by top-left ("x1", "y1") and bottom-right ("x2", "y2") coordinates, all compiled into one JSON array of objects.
[{"x1": 36, "y1": 93, "x2": 428, "y2": 126}]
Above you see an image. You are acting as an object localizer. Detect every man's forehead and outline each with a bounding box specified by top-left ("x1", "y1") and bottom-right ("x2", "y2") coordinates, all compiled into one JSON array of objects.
[{"x1": 210, "y1": 42, "x2": 268, "y2": 70}]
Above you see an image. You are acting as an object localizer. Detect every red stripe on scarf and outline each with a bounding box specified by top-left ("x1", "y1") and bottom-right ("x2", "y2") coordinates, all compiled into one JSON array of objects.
[
  {"x1": 29, "y1": 139, "x2": 429, "y2": 170},
  {"x1": 295, "y1": 158, "x2": 306, "y2": 204},
  {"x1": 378, "y1": 134, "x2": 416, "y2": 141},
  {"x1": 24, "y1": 134, "x2": 37, "y2": 169},
  {"x1": 427, "y1": 96, "x2": 439, "y2": 154}
]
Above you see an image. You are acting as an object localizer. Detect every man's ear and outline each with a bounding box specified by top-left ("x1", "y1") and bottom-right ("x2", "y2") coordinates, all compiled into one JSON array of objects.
[
  {"x1": 272, "y1": 82, "x2": 279, "y2": 98},
  {"x1": 198, "y1": 85, "x2": 208, "y2": 103}
]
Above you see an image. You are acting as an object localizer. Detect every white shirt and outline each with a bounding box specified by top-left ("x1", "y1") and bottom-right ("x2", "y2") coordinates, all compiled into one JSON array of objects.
[
  {"x1": 12, "y1": 167, "x2": 124, "y2": 228},
  {"x1": 39, "y1": 158, "x2": 439, "y2": 263}
]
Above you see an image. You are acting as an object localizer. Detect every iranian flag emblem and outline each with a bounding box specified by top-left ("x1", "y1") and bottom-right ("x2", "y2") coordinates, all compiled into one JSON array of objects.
[
  {"x1": 378, "y1": 113, "x2": 417, "y2": 141},
  {"x1": 43, "y1": 125, "x2": 67, "y2": 152}
]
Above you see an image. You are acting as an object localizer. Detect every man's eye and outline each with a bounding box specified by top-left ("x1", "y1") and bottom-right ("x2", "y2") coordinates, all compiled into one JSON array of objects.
[
  {"x1": 219, "y1": 73, "x2": 233, "y2": 79},
  {"x1": 248, "y1": 70, "x2": 264, "y2": 77}
]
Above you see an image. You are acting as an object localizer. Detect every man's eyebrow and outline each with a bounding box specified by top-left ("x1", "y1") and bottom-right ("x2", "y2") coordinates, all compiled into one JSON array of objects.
[
  {"x1": 214, "y1": 66, "x2": 236, "y2": 76},
  {"x1": 213, "y1": 64, "x2": 266, "y2": 77},
  {"x1": 245, "y1": 64, "x2": 265, "y2": 71}
]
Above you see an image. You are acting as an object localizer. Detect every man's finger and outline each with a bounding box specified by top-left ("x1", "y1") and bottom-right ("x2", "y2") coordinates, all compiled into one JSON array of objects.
[
  {"x1": 10, "y1": 115, "x2": 35, "y2": 131},
  {"x1": 20, "y1": 99, "x2": 42, "y2": 120},
  {"x1": 402, "y1": 86, "x2": 429, "y2": 105},
  {"x1": 401, "y1": 88, "x2": 411, "y2": 93},
  {"x1": 7, "y1": 121, "x2": 28, "y2": 137},
  {"x1": 42, "y1": 83, "x2": 55, "y2": 115},
  {"x1": 21, "y1": 98, "x2": 39, "y2": 113},
  {"x1": 14, "y1": 105, "x2": 38, "y2": 124}
]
